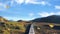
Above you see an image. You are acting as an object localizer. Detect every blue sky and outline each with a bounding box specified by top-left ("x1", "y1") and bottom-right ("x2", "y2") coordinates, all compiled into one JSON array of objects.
[{"x1": 0, "y1": 0, "x2": 60, "y2": 21}]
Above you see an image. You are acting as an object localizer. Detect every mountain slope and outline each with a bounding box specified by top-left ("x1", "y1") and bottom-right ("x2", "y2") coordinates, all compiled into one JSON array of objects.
[
  {"x1": 0, "y1": 16, "x2": 8, "y2": 22},
  {"x1": 32, "y1": 15, "x2": 60, "y2": 23}
]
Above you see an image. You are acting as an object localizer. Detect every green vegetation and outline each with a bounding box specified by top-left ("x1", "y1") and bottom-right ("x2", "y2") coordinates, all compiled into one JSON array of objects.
[
  {"x1": 0, "y1": 22, "x2": 26, "y2": 34},
  {"x1": 0, "y1": 16, "x2": 31, "y2": 34}
]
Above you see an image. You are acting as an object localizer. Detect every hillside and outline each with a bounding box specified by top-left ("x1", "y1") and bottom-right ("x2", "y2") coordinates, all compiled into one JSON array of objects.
[
  {"x1": 0, "y1": 16, "x2": 29, "y2": 34},
  {"x1": 32, "y1": 15, "x2": 60, "y2": 24},
  {"x1": 0, "y1": 16, "x2": 8, "y2": 22}
]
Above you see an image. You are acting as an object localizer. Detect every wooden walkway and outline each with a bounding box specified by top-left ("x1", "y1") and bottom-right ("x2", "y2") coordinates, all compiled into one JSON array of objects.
[{"x1": 29, "y1": 24, "x2": 35, "y2": 34}]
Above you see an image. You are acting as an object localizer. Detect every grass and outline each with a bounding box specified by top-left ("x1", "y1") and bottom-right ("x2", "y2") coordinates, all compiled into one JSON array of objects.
[{"x1": 0, "y1": 21, "x2": 26, "y2": 34}]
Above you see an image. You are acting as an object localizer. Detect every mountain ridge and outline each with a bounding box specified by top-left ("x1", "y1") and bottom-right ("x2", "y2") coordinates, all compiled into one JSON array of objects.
[{"x1": 31, "y1": 15, "x2": 60, "y2": 24}]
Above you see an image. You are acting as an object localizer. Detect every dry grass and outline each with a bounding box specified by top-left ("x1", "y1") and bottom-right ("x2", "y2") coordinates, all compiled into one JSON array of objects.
[{"x1": 0, "y1": 21, "x2": 27, "y2": 34}]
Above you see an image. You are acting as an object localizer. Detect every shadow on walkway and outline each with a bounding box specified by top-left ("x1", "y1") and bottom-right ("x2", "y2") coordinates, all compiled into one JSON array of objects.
[{"x1": 24, "y1": 24, "x2": 31, "y2": 34}]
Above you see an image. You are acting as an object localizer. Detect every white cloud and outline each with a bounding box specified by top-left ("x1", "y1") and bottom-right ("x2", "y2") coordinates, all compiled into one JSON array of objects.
[
  {"x1": 29, "y1": 13, "x2": 34, "y2": 17},
  {"x1": 25, "y1": 0, "x2": 51, "y2": 6},
  {"x1": 13, "y1": 0, "x2": 51, "y2": 6},
  {"x1": 38, "y1": 12, "x2": 55, "y2": 17},
  {"x1": 0, "y1": 0, "x2": 51, "y2": 8},
  {"x1": 0, "y1": 2, "x2": 12, "y2": 11},
  {"x1": 25, "y1": 0, "x2": 39, "y2": 4},
  {"x1": 0, "y1": 3, "x2": 6, "y2": 7},
  {"x1": 4, "y1": 16, "x2": 36, "y2": 21},
  {"x1": 56, "y1": 12, "x2": 60, "y2": 15},
  {"x1": 3, "y1": 16, "x2": 20, "y2": 21},
  {"x1": 25, "y1": 0, "x2": 51, "y2": 5},
  {"x1": 0, "y1": 3, "x2": 7, "y2": 10},
  {"x1": 15, "y1": 0, "x2": 24, "y2": 4},
  {"x1": 6, "y1": 0, "x2": 14, "y2": 6},
  {"x1": 39, "y1": 1, "x2": 51, "y2": 6},
  {"x1": 55, "y1": 5, "x2": 60, "y2": 9},
  {"x1": 38, "y1": 12, "x2": 60, "y2": 17}
]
